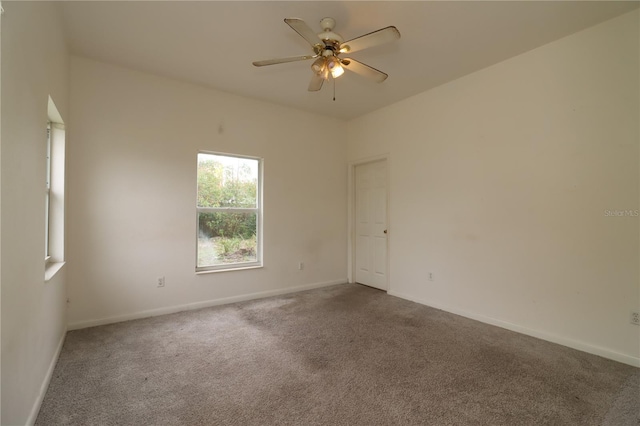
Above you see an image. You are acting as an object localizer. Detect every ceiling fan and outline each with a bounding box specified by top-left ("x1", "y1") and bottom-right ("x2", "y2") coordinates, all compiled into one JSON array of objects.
[{"x1": 253, "y1": 17, "x2": 400, "y2": 92}]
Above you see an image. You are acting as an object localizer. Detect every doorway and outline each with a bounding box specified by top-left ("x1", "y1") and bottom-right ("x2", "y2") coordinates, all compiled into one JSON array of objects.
[{"x1": 353, "y1": 159, "x2": 388, "y2": 291}]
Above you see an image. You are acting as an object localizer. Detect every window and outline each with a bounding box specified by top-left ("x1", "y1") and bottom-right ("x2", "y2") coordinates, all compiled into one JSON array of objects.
[
  {"x1": 45, "y1": 97, "x2": 66, "y2": 279},
  {"x1": 45, "y1": 123, "x2": 52, "y2": 259},
  {"x1": 196, "y1": 152, "x2": 262, "y2": 272}
]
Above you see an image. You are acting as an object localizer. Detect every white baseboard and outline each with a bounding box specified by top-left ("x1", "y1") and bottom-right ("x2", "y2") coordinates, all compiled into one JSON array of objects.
[
  {"x1": 68, "y1": 279, "x2": 347, "y2": 331},
  {"x1": 388, "y1": 290, "x2": 640, "y2": 368},
  {"x1": 26, "y1": 329, "x2": 67, "y2": 426}
]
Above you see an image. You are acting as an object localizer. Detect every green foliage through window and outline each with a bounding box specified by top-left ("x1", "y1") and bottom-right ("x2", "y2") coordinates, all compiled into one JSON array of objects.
[{"x1": 197, "y1": 157, "x2": 257, "y2": 208}]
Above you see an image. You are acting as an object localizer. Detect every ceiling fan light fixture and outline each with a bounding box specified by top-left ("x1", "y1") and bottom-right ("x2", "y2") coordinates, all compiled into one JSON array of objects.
[
  {"x1": 311, "y1": 57, "x2": 326, "y2": 75},
  {"x1": 327, "y1": 56, "x2": 344, "y2": 78},
  {"x1": 331, "y1": 63, "x2": 344, "y2": 78}
]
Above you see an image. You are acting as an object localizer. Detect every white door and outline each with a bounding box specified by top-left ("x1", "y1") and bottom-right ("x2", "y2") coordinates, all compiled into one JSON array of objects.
[{"x1": 355, "y1": 160, "x2": 388, "y2": 290}]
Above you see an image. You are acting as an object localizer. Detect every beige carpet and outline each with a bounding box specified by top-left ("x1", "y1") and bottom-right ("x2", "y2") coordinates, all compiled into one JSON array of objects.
[{"x1": 36, "y1": 283, "x2": 639, "y2": 425}]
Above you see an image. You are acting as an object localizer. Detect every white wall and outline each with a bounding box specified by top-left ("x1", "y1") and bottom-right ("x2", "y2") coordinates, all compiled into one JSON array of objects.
[
  {"x1": 348, "y1": 11, "x2": 639, "y2": 366},
  {"x1": 67, "y1": 57, "x2": 347, "y2": 328},
  {"x1": 1, "y1": 2, "x2": 69, "y2": 425}
]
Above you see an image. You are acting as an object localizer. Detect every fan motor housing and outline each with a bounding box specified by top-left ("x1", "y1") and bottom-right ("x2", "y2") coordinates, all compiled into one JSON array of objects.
[{"x1": 318, "y1": 17, "x2": 344, "y2": 46}]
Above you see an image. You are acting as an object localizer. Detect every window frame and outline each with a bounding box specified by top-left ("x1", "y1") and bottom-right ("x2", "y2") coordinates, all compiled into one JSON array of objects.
[
  {"x1": 195, "y1": 151, "x2": 263, "y2": 273},
  {"x1": 45, "y1": 96, "x2": 66, "y2": 280},
  {"x1": 45, "y1": 122, "x2": 52, "y2": 262}
]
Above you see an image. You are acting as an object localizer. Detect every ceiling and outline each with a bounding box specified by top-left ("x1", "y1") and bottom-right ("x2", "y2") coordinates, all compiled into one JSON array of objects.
[{"x1": 59, "y1": 1, "x2": 638, "y2": 120}]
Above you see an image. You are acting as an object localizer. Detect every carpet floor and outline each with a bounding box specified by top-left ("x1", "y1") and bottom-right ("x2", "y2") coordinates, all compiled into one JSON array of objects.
[{"x1": 36, "y1": 283, "x2": 639, "y2": 425}]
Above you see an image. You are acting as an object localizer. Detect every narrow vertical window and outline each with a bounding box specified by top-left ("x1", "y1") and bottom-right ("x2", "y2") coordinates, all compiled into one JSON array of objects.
[
  {"x1": 45, "y1": 97, "x2": 66, "y2": 279},
  {"x1": 45, "y1": 123, "x2": 52, "y2": 260},
  {"x1": 196, "y1": 152, "x2": 262, "y2": 272}
]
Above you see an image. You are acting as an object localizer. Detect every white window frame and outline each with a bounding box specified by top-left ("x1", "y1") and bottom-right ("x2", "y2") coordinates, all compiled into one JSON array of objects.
[
  {"x1": 196, "y1": 151, "x2": 263, "y2": 273},
  {"x1": 45, "y1": 97, "x2": 66, "y2": 280},
  {"x1": 45, "y1": 123, "x2": 52, "y2": 261}
]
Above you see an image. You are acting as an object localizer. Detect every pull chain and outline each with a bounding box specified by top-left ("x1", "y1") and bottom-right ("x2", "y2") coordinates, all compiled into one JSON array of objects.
[{"x1": 333, "y1": 77, "x2": 336, "y2": 101}]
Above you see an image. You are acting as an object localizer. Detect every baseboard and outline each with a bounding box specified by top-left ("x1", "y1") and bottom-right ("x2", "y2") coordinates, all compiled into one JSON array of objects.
[
  {"x1": 387, "y1": 290, "x2": 640, "y2": 368},
  {"x1": 68, "y1": 279, "x2": 347, "y2": 331},
  {"x1": 26, "y1": 329, "x2": 67, "y2": 426}
]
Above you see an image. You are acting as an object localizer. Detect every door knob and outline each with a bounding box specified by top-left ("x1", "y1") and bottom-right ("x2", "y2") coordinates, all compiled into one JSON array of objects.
[{"x1": 384, "y1": 229, "x2": 388, "y2": 234}]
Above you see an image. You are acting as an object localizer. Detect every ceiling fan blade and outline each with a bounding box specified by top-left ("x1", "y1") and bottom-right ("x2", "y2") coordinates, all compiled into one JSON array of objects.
[
  {"x1": 308, "y1": 72, "x2": 325, "y2": 92},
  {"x1": 340, "y1": 26, "x2": 400, "y2": 54},
  {"x1": 285, "y1": 18, "x2": 323, "y2": 49},
  {"x1": 253, "y1": 54, "x2": 317, "y2": 67},
  {"x1": 341, "y1": 58, "x2": 388, "y2": 83}
]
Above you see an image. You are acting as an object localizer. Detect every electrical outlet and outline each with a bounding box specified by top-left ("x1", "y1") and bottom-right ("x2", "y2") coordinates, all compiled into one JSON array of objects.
[
  {"x1": 157, "y1": 276, "x2": 165, "y2": 288},
  {"x1": 428, "y1": 272, "x2": 434, "y2": 282},
  {"x1": 631, "y1": 310, "x2": 640, "y2": 326},
  {"x1": 298, "y1": 262, "x2": 304, "y2": 271}
]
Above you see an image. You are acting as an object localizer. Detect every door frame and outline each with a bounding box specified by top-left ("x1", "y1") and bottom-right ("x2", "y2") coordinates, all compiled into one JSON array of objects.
[{"x1": 348, "y1": 154, "x2": 391, "y2": 291}]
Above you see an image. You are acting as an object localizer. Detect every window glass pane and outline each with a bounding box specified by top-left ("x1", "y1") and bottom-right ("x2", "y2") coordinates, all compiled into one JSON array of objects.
[
  {"x1": 197, "y1": 154, "x2": 258, "y2": 208},
  {"x1": 198, "y1": 211, "x2": 257, "y2": 267},
  {"x1": 46, "y1": 124, "x2": 51, "y2": 190},
  {"x1": 45, "y1": 192, "x2": 50, "y2": 257},
  {"x1": 45, "y1": 123, "x2": 51, "y2": 258}
]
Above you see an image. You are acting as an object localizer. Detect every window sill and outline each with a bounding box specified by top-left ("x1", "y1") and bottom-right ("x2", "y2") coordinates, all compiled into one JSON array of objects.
[
  {"x1": 196, "y1": 265, "x2": 263, "y2": 275},
  {"x1": 45, "y1": 261, "x2": 66, "y2": 282}
]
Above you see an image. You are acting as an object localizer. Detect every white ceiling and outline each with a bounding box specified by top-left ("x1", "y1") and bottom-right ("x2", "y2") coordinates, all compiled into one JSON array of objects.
[{"x1": 59, "y1": 1, "x2": 638, "y2": 120}]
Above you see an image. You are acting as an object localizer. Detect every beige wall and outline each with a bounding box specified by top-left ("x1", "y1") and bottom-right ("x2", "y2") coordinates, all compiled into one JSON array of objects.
[
  {"x1": 1, "y1": 2, "x2": 69, "y2": 424},
  {"x1": 348, "y1": 11, "x2": 639, "y2": 365},
  {"x1": 66, "y1": 57, "x2": 348, "y2": 328}
]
